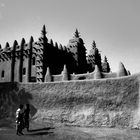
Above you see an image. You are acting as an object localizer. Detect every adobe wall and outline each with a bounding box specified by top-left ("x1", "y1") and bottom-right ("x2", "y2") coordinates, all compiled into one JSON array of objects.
[
  {"x1": 22, "y1": 56, "x2": 29, "y2": 83},
  {"x1": 50, "y1": 71, "x2": 118, "y2": 82},
  {"x1": 0, "y1": 59, "x2": 11, "y2": 82},
  {"x1": 14, "y1": 57, "x2": 20, "y2": 82},
  {"x1": 0, "y1": 73, "x2": 140, "y2": 128},
  {"x1": 31, "y1": 42, "x2": 39, "y2": 82},
  {"x1": 29, "y1": 74, "x2": 140, "y2": 128}
]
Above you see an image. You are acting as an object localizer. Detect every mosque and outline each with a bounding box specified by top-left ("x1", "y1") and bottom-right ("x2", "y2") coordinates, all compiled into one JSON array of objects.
[{"x1": 0, "y1": 25, "x2": 118, "y2": 83}]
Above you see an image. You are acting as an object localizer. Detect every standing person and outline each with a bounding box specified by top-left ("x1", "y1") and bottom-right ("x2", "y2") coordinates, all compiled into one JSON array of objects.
[
  {"x1": 24, "y1": 104, "x2": 30, "y2": 131},
  {"x1": 16, "y1": 104, "x2": 24, "y2": 135}
]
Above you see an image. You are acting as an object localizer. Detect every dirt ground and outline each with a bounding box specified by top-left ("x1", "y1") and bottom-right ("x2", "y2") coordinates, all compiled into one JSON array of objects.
[{"x1": 0, "y1": 120, "x2": 140, "y2": 140}]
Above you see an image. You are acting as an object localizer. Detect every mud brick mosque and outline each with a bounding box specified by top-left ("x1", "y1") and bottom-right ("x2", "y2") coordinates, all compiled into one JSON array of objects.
[{"x1": 0, "y1": 25, "x2": 129, "y2": 83}]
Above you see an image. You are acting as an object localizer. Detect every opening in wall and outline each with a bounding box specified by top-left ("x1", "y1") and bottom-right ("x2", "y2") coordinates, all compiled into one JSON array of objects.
[
  {"x1": 32, "y1": 57, "x2": 36, "y2": 65},
  {"x1": 1, "y1": 70, "x2": 4, "y2": 78},
  {"x1": 23, "y1": 68, "x2": 26, "y2": 75}
]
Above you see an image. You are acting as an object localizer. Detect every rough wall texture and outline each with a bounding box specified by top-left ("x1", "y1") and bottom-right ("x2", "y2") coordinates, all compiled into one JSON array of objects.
[
  {"x1": 0, "y1": 74, "x2": 140, "y2": 128},
  {"x1": 0, "y1": 60, "x2": 11, "y2": 82},
  {"x1": 22, "y1": 56, "x2": 29, "y2": 83},
  {"x1": 50, "y1": 71, "x2": 121, "y2": 82},
  {"x1": 14, "y1": 58, "x2": 20, "y2": 82}
]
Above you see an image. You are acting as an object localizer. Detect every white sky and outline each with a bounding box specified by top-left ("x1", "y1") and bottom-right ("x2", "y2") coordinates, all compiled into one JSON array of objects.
[{"x1": 0, "y1": 0, "x2": 140, "y2": 74}]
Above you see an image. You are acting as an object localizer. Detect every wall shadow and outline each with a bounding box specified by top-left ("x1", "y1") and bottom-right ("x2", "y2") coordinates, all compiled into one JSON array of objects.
[
  {"x1": 0, "y1": 82, "x2": 37, "y2": 127},
  {"x1": 29, "y1": 127, "x2": 55, "y2": 132},
  {"x1": 25, "y1": 127, "x2": 54, "y2": 136},
  {"x1": 17, "y1": 88, "x2": 37, "y2": 117},
  {"x1": 26, "y1": 131, "x2": 53, "y2": 136}
]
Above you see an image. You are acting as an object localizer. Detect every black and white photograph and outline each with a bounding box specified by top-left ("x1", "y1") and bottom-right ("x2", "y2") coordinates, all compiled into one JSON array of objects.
[{"x1": 0, "y1": 0, "x2": 140, "y2": 139}]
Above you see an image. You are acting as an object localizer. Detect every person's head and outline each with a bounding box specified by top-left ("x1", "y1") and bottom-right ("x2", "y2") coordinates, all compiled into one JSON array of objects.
[
  {"x1": 26, "y1": 104, "x2": 30, "y2": 109},
  {"x1": 19, "y1": 104, "x2": 23, "y2": 109}
]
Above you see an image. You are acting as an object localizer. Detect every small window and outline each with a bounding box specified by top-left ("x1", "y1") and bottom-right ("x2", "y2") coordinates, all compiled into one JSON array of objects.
[
  {"x1": 23, "y1": 68, "x2": 26, "y2": 75},
  {"x1": 32, "y1": 57, "x2": 36, "y2": 65},
  {"x1": 1, "y1": 70, "x2": 4, "y2": 78}
]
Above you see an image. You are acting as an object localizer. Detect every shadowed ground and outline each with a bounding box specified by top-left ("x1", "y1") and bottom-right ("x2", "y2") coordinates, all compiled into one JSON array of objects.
[{"x1": 0, "y1": 121, "x2": 140, "y2": 140}]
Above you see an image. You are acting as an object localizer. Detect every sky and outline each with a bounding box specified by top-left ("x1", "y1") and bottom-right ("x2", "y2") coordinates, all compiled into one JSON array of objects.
[{"x1": 0, "y1": 0, "x2": 140, "y2": 74}]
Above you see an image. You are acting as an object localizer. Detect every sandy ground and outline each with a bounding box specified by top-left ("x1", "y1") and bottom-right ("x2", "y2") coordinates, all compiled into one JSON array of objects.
[{"x1": 0, "y1": 121, "x2": 140, "y2": 140}]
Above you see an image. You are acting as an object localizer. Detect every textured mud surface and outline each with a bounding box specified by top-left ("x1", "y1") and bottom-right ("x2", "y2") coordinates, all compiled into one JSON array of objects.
[
  {"x1": 0, "y1": 74, "x2": 140, "y2": 129},
  {"x1": 0, "y1": 121, "x2": 140, "y2": 140}
]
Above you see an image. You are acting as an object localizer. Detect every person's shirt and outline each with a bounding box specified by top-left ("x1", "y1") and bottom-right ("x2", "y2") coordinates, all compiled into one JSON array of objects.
[{"x1": 16, "y1": 108, "x2": 24, "y2": 120}]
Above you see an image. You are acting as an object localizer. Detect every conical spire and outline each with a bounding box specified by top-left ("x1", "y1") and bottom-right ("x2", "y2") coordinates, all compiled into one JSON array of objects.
[
  {"x1": 59, "y1": 44, "x2": 63, "y2": 50},
  {"x1": 127, "y1": 70, "x2": 131, "y2": 75},
  {"x1": 94, "y1": 65, "x2": 102, "y2": 79},
  {"x1": 89, "y1": 40, "x2": 97, "y2": 55},
  {"x1": 13, "y1": 40, "x2": 18, "y2": 50},
  {"x1": 41, "y1": 24, "x2": 47, "y2": 36},
  {"x1": 92, "y1": 40, "x2": 96, "y2": 49},
  {"x1": 29, "y1": 36, "x2": 34, "y2": 44},
  {"x1": 62, "y1": 64, "x2": 69, "y2": 81},
  {"x1": 20, "y1": 38, "x2": 26, "y2": 46},
  {"x1": 55, "y1": 42, "x2": 58, "y2": 49},
  {"x1": 5, "y1": 42, "x2": 10, "y2": 50},
  {"x1": 50, "y1": 39, "x2": 54, "y2": 46},
  {"x1": 27, "y1": 36, "x2": 34, "y2": 82},
  {"x1": 19, "y1": 38, "x2": 25, "y2": 82},
  {"x1": 38, "y1": 24, "x2": 48, "y2": 45},
  {"x1": 45, "y1": 67, "x2": 52, "y2": 82},
  {"x1": 102, "y1": 56, "x2": 111, "y2": 73},
  {"x1": 104, "y1": 56, "x2": 107, "y2": 62},
  {"x1": 74, "y1": 28, "x2": 80, "y2": 38},
  {"x1": 11, "y1": 40, "x2": 18, "y2": 82},
  {"x1": 63, "y1": 46, "x2": 67, "y2": 51},
  {"x1": 117, "y1": 62, "x2": 128, "y2": 77}
]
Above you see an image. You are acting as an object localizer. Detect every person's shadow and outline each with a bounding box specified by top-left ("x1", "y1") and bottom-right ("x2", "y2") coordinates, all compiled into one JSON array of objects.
[{"x1": 26, "y1": 127, "x2": 54, "y2": 136}]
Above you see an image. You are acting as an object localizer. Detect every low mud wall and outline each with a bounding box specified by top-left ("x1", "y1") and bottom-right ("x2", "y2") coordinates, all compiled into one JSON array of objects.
[{"x1": 0, "y1": 74, "x2": 140, "y2": 128}]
